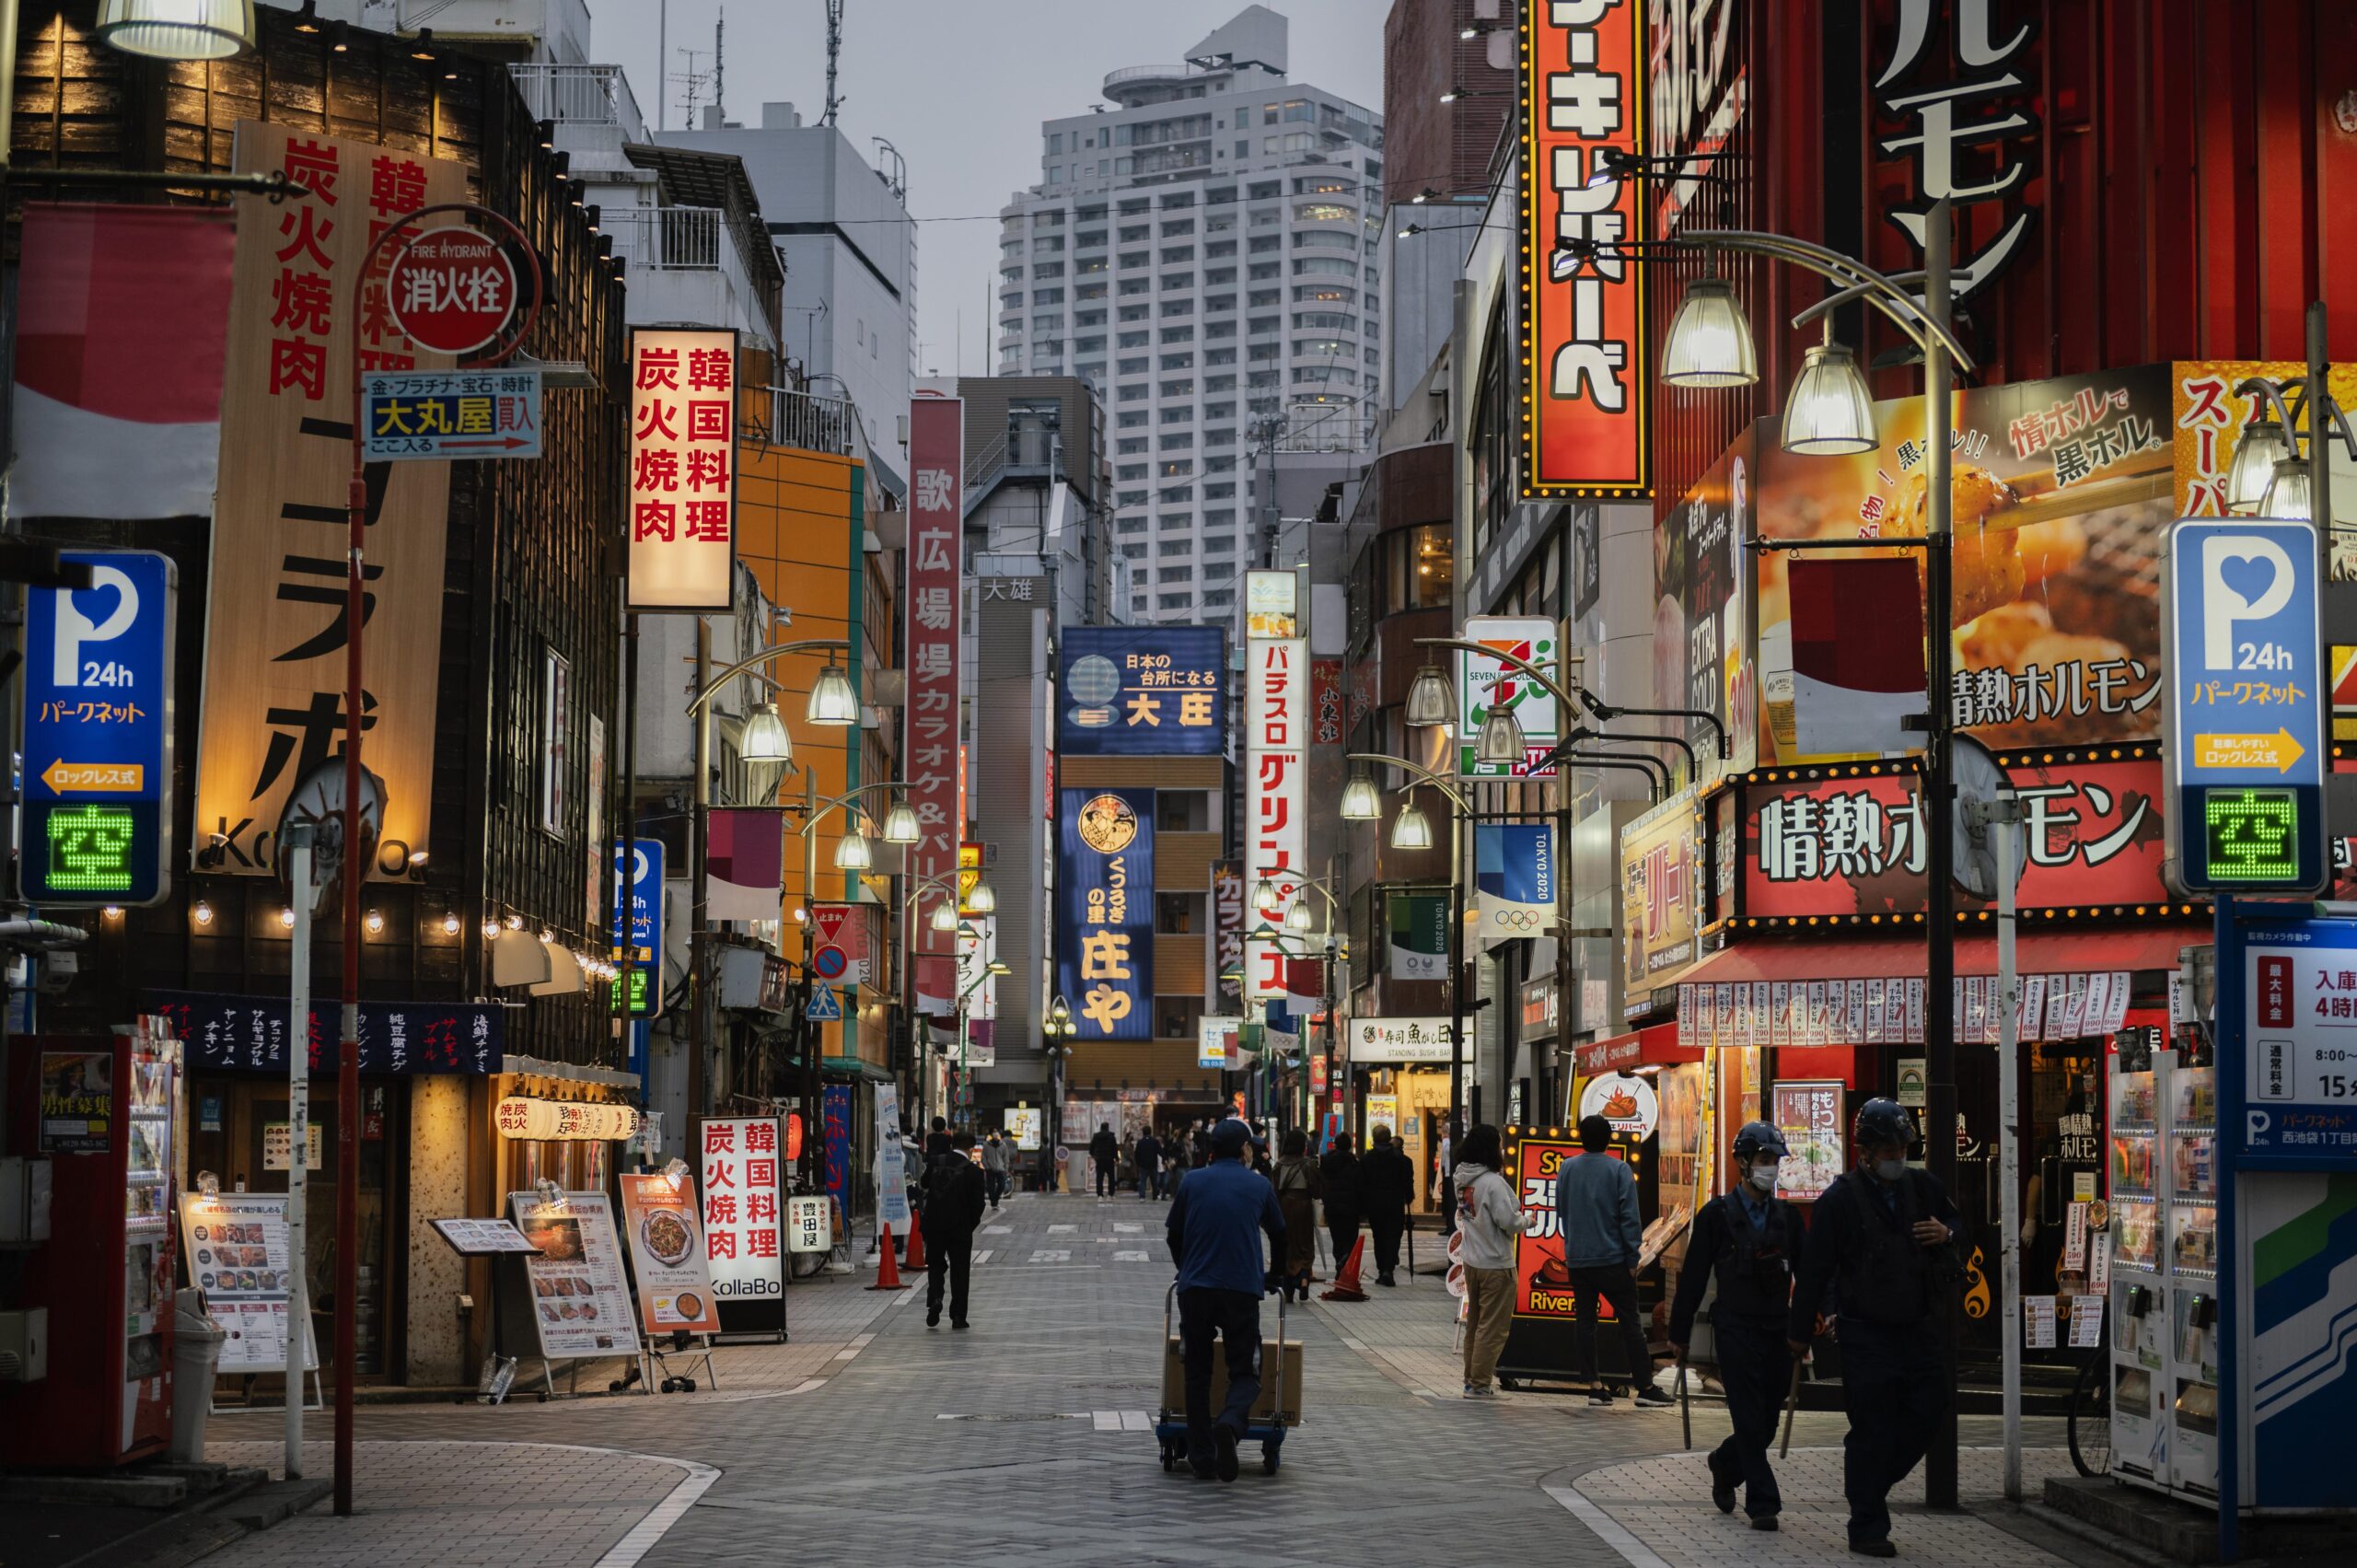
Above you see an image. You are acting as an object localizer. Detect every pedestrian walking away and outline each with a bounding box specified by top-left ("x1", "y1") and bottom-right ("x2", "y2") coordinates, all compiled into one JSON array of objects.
[
  {"x1": 1434, "y1": 1130, "x2": 1454, "y2": 1238},
  {"x1": 1450, "y1": 1123, "x2": 1526, "y2": 1398},
  {"x1": 1361, "y1": 1123, "x2": 1413, "y2": 1286},
  {"x1": 1091, "y1": 1121, "x2": 1120, "y2": 1197},
  {"x1": 1270, "y1": 1129, "x2": 1321, "y2": 1301},
  {"x1": 1164, "y1": 1131, "x2": 1187, "y2": 1195},
  {"x1": 980, "y1": 1128, "x2": 1009, "y2": 1208},
  {"x1": 923, "y1": 1131, "x2": 989, "y2": 1330},
  {"x1": 1318, "y1": 1130, "x2": 1364, "y2": 1275},
  {"x1": 1165, "y1": 1118, "x2": 1285, "y2": 1481},
  {"x1": 1134, "y1": 1127, "x2": 1164, "y2": 1199},
  {"x1": 1788, "y1": 1098, "x2": 1963, "y2": 1558},
  {"x1": 1556, "y1": 1115, "x2": 1671, "y2": 1407},
  {"x1": 1668, "y1": 1121, "x2": 1805, "y2": 1530}
]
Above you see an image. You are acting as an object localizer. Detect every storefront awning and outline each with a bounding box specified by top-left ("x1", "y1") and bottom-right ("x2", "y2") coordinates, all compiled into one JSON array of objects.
[
  {"x1": 1681, "y1": 925, "x2": 2207, "y2": 986},
  {"x1": 1575, "y1": 1021, "x2": 1701, "y2": 1078}
]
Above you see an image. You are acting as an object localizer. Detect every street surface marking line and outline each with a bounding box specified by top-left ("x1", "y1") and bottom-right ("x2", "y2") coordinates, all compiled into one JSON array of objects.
[
  {"x1": 1115, "y1": 1223, "x2": 1142, "y2": 1233},
  {"x1": 1119, "y1": 1410, "x2": 1153, "y2": 1432},
  {"x1": 832, "y1": 1349, "x2": 859, "y2": 1360},
  {"x1": 1114, "y1": 1250, "x2": 1150, "y2": 1261},
  {"x1": 1542, "y1": 1481, "x2": 1675, "y2": 1568},
  {"x1": 1091, "y1": 1410, "x2": 1120, "y2": 1431},
  {"x1": 1048, "y1": 1225, "x2": 1077, "y2": 1233}
]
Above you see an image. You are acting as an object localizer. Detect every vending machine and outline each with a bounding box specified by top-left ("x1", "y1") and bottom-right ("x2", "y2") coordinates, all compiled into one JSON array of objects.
[{"x1": 1, "y1": 1022, "x2": 180, "y2": 1469}]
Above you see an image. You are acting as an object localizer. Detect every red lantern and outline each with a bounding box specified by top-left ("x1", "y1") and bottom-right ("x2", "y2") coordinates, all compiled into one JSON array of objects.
[{"x1": 785, "y1": 1111, "x2": 804, "y2": 1162}]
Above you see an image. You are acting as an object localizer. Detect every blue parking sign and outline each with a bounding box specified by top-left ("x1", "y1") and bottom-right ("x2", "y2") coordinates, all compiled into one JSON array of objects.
[
  {"x1": 611, "y1": 840, "x2": 664, "y2": 1018},
  {"x1": 2162, "y1": 517, "x2": 2328, "y2": 894},
  {"x1": 21, "y1": 552, "x2": 175, "y2": 904}
]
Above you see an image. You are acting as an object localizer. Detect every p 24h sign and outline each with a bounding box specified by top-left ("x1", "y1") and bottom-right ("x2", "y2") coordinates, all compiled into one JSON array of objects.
[
  {"x1": 2160, "y1": 517, "x2": 2328, "y2": 893},
  {"x1": 21, "y1": 551, "x2": 176, "y2": 904}
]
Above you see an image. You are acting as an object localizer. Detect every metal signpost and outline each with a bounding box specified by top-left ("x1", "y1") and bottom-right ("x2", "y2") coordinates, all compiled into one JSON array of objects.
[
  {"x1": 19, "y1": 551, "x2": 175, "y2": 905},
  {"x1": 361, "y1": 369, "x2": 542, "y2": 460}
]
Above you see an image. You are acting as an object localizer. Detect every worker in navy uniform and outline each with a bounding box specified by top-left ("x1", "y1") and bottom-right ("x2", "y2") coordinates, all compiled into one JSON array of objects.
[
  {"x1": 1787, "y1": 1098, "x2": 1963, "y2": 1559},
  {"x1": 1668, "y1": 1121, "x2": 1805, "y2": 1532}
]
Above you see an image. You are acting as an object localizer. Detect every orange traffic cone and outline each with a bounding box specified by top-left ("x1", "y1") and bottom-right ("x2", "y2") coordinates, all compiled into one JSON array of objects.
[
  {"x1": 1320, "y1": 1235, "x2": 1370, "y2": 1302},
  {"x1": 901, "y1": 1209, "x2": 928, "y2": 1271},
  {"x1": 869, "y1": 1223, "x2": 904, "y2": 1290}
]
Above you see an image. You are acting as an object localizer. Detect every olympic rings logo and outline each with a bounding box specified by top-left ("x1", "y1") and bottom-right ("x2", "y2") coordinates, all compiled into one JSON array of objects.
[{"x1": 1488, "y1": 908, "x2": 1546, "y2": 931}]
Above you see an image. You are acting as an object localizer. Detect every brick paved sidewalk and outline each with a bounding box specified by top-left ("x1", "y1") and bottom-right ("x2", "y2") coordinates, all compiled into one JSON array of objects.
[
  {"x1": 1552, "y1": 1446, "x2": 2081, "y2": 1568},
  {"x1": 202, "y1": 1440, "x2": 714, "y2": 1568}
]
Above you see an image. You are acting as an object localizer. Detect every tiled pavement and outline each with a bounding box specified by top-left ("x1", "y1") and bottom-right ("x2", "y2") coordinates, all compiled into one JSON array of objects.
[{"x1": 196, "y1": 1192, "x2": 2111, "y2": 1567}]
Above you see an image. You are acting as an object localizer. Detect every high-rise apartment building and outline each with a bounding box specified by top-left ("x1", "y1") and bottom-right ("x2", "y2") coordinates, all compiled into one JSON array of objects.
[{"x1": 995, "y1": 5, "x2": 1383, "y2": 623}]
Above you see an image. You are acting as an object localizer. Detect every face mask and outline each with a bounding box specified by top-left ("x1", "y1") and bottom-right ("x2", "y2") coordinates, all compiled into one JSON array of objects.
[
  {"x1": 1748, "y1": 1162, "x2": 1779, "y2": 1192},
  {"x1": 1874, "y1": 1157, "x2": 1907, "y2": 1182}
]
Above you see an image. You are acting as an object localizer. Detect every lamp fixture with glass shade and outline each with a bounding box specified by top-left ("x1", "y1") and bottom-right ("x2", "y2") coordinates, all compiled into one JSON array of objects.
[
  {"x1": 966, "y1": 877, "x2": 996, "y2": 914},
  {"x1": 1660, "y1": 274, "x2": 1759, "y2": 389},
  {"x1": 1404, "y1": 663, "x2": 1455, "y2": 727},
  {"x1": 1781, "y1": 339, "x2": 1878, "y2": 455},
  {"x1": 738, "y1": 701, "x2": 793, "y2": 762},
  {"x1": 1341, "y1": 771, "x2": 1381, "y2": 821},
  {"x1": 834, "y1": 818, "x2": 875, "y2": 871},
  {"x1": 1390, "y1": 800, "x2": 1434, "y2": 851},
  {"x1": 882, "y1": 801, "x2": 922, "y2": 845},
  {"x1": 96, "y1": 0, "x2": 255, "y2": 59},
  {"x1": 2258, "y1": 457, "x2": 2315, "y2": 523},
  {"x1": 2223, "y1": 418, "x2": 2292, "y2": 514},
  {"x1": 1252, "y1": 875, "x2": 1283, "y2": 914},
  {"x1": 1284, "y1": 900, "x2": 1315, "y2": 935},
  {"x1": 930, "y1": 901, "x2": 958, "y2": 933},
  {"x1": 806, "y1": 662, "x2": 859, "y2": 726},
  {"x1": 1474, "y1": 705, "x2": 1527, "y2": 768}
]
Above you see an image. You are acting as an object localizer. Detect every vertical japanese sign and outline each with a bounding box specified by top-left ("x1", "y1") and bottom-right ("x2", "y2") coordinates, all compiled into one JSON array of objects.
[
  {"x1": 626, "y1": 328, "x2": 737, "y2": 610},
  {"x1": 610, "y1": 841, "x2": 664, "y2": 1019},
  {"x1": 22, "y1": 552, "x2": 176, "y2": 904},
  {"x1": 907, "y1": 396, "x2": 964, "y2": 1014},
  {"x1": 1868, "y1": 1, "x2": 2038, "y2": 299},
  {"x1": 1519, "y1": 0, "x2": 1650, "y2": 499},
  {"x1": 1213, "y1": 859, "x2": 1246, "y2": 1010},
  {"x1": 1620, "y1": 788, "x2": 1701, "y2": 1007},
  {"x1": 195, "y1": 122, "x2": 465, "y2": 876},
  {"x1": 821, "y1": 1086, "x2": 853, "y2": 1223},
  {"x1": 1056, "y1": 788, "x2": 1155, "y2": 1040},
  {"x1": 1246, "y1": 638, "x2": 1307, "y2": 1000}
]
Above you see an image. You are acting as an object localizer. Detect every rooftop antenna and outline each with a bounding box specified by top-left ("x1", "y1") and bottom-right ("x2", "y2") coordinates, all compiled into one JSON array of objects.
[
  {"x1": 713, "y1": 9, "x2": 725, "y2": 124},
  {"x1": 671, "y1": 48, "x2": 711, "y2": 129},
  {"x1": 823, "y1": 0, "x2": 846, "y2": 125}
]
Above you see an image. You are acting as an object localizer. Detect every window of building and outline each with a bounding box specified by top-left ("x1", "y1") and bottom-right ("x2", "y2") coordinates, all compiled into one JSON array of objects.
[
  {"x1": 1118, "y1": 304, "x2": 1150, "y2": 322},
  {"x1": 1293, "y1": 228, "x2": 1358, "y2": 250},
  {"x1": 1161, "y1": 245, "x2": 1195, "y2": 263},
  {"x1": 1248, "y1": 235, "x2": 1282, "y2": 254},
  {"x1": 1161, "y1": 218, "x2": 1195, "y2": 237},
  {"x1": 1116, "y1": 516, "x2": 1146, "y2": 534},
  {"x1": 1157, "y1": 591, "x2": 1193, "y2": 611},
  {"x1": 1159, "y1": 378, "x2": 1195, "y2": 398},
  {"x1": 1157, "y1": 539, "x2": 1192, "y2": 559},
  {"x1": 1158, "y1": 433, "x2": 1195, "y2": 451},
  {"x1": 1160, "y1": 299, "x2": 1194, "y2": 317},
  {"x1": 1202, "y1": 587, "x2": 1234, "y2": 609},
  {"x1": 1118, "y1": 384, "x2": 1148, "y2": 402},
  {"x1": 1205, "y1": 295, "x2": 1237, "y2": 316},
  {"x1": 1161, "y1": 460, "x2": 1194, "y2": 478},
  {"x1": 1160, "y1": 405, "x2": 1192, "y2": 424},
  {"x1": 1121, "y1": 542, "x2": 1147, "y2": 561},
  {"x1": 1206, "y1": 346, "x2": 1238, "y2": 366},
  {"x1": 1117, "y1": 410, "x2": 1148, "y2": 428},
  {"x1": 1248, "y1": 262, "x2": 1281, "y2": 281},
  {"x1": 1117, "y1": 436, "x2": 1147, "y2": 456},
  {"x1": 1294, "y1": 202, "x2": 1353, "y2": 223},
  {"x1": 1156, "y1": 565, "x2": 1191, "y2": 583},
  {"x1": 1292, "y1": 257, "x2": 1358, "y2": 277},
  {"x1": 1118, "y1": 489, "x2": 1146, "y2": 507},
  {"x1": 1204, "y1": 427, "x2": 1237, "y2": 448}
]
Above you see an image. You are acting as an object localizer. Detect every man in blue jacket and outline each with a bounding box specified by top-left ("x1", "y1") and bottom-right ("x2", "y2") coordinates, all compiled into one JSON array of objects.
[
  {"x1": 1166, "y1": 1118, "x2": 1285, "y2": 1481},
  {"x1": 1555, "y1": 1114, "x2": 1670, "y2": 1407}
]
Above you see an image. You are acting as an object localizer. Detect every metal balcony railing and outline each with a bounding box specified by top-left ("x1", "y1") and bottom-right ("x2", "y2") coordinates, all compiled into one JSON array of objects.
[
  {"x1": 749, "y1": 388, "x2": 865, "y2": 459},
  {"x1": 508, "y1": 64, "x2": 645, "y2": 142}
]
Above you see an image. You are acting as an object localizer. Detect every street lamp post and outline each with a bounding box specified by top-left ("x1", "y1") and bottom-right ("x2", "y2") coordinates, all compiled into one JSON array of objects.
[
  {"x1": 906, "y1": 869, "x2": 967, "y2": 1132},
  {"x1": 1345, "y1": 751, "x2": 1473, "y2": 1157}
]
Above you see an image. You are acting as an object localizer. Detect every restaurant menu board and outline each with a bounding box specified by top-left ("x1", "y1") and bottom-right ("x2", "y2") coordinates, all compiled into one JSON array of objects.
[
  {"x1": 428, "y1": 1217, "x2": 540, "y2": 1255},
  {"x1": 699, "y1": 1117, "x2": 785, "y2": 1308},
  {"x1": 617, "y1": 1175, "x2": 721, "y2": 1335},
  {"x1": 1773, "y1": 1080, "x2": 1846, "y2": 1201},
  {"x1": 179, "y1": 1193, "x2": 317, "y2": 1374},
  {"x1": 1005, "y1": 1108, "x2": 1042, "y2": 1151},
  {"x1": 506, "y1": 1191, "x2": 635, "y2": 1361}
]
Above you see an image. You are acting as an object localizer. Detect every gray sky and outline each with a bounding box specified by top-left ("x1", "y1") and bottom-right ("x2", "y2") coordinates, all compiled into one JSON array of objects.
[{"x1": 591, "y1": 0, "x2": 1387, "y2": 377}]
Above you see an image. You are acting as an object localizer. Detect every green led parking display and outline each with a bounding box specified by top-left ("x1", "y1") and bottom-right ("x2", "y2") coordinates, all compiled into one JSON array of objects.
[
  {"x1": 46, "y1": 803, "x2": 137, "y2": 892},
  {"x1": 2203, "y1": 787, "x2": 2300, "y2": 884},
  {"x1": 610, "y1": 967, "x2": 651, "y2": 1017}
]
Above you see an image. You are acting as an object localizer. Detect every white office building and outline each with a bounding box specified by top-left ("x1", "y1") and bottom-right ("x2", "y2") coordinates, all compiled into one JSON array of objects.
[{"x1": 994, "y1": 5, "x2": 1383, "y2": 623}]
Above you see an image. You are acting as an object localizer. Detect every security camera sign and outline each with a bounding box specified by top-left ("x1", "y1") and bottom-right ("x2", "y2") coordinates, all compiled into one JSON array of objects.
[{"x1": 2162, "y1": 517, "x2": 2328, "y2": 893}]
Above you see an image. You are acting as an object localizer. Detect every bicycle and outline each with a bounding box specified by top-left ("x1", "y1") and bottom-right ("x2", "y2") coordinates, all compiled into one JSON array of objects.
[{"x1": 2067, "y1": 1325, "x2": 2112, "y2": 1478}]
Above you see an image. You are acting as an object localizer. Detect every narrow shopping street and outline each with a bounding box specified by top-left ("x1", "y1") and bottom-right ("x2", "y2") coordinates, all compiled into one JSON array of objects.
[{"x1": 192, "y1": 1193, "x2": 2103, "y2": 1568}]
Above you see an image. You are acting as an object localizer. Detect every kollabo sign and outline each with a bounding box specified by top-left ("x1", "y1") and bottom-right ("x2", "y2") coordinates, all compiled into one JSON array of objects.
[{"x1": 625, "y1": 329, "x2": 737, "y2": 611}]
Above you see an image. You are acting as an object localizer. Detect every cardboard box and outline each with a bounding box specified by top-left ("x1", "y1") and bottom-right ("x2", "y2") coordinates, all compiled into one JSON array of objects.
[{"x1": 1160, "y1": 1335, "x2": 1303, "y2": 1425}]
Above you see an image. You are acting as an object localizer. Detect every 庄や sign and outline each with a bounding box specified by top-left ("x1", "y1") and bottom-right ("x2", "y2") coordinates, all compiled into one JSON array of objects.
[
  {"x1": 626, "y1": 328, "x2": 737, "y2": 611},
  {"x1": 361, "y1": 368, "x2": 540, "y2": 460},
  {"x1": 22, "y1": 551, "x2": 175, "y2": 905},
  {"x1": 2163, "y1": 517, "x2": 2328, "y2": 893},
  {"x1": 1518, "y1": 0, "x2": 1650, "y2": 499},
  {"x1": 1055, "y1": 788, "x2": 1155, "y2": 1040}
]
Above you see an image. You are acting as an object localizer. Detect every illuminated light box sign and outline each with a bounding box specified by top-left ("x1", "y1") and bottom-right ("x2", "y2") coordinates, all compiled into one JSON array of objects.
[
  {"x1": 21, "y1": 552, "x2": 176, "y2": 904},
  {"x1": 1057, "y1": 625, "x2": 1225, "y2": 756},
  {"x1": 2205, "y1": 788, "x2": 2300, "y2": 885}
]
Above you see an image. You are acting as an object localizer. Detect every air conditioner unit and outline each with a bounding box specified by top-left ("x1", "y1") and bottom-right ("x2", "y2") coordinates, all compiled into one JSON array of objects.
[{"x1": 0, "y1": 1308, "x2": 48, "y2": 1382}]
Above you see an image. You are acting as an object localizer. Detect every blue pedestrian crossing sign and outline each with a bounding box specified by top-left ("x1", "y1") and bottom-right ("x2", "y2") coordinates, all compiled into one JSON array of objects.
[{"x1": 807, "y1": 981, "x2": 842, "y2": 1022}]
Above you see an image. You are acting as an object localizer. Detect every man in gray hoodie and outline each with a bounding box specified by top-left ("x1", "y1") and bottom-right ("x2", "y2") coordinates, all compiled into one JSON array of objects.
[
  {"x1": 1555, "y1": 1114, "x2": 1670, "y2": 1407},
  {"x1": 1450, "y1": 1123, "x2": 1527, "y2": 1398}
]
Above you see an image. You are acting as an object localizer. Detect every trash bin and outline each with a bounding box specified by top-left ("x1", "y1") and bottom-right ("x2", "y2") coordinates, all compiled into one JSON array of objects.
[{"x1": 171, "y1": 1287, "x2": 224, "y2": 1462}]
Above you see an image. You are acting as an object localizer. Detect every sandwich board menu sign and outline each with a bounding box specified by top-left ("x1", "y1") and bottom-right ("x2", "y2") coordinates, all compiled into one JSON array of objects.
[
  {"x1": 617, "y1": 1173, "x2": 721, "y2": 1335},
  {"x1": 698, "y1": 1115, "x2": 786, "y2": 1338},
  {"x1": 506, "y1": 1191, "x2": 634, "y2": 1361},
  {"x1": 178, "y1": 1192, "x2": 319, "y2": 1375}
]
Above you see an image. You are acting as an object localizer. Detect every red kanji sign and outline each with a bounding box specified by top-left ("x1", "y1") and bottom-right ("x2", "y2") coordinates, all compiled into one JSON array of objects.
[{"x1": 386, "y1": 226, "x2": 517, "y2": 355}]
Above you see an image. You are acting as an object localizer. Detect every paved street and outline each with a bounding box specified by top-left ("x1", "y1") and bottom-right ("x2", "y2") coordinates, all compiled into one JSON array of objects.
[{"x1": 201, "y1": 1192, "x2": 2108, "y2": 1566}]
